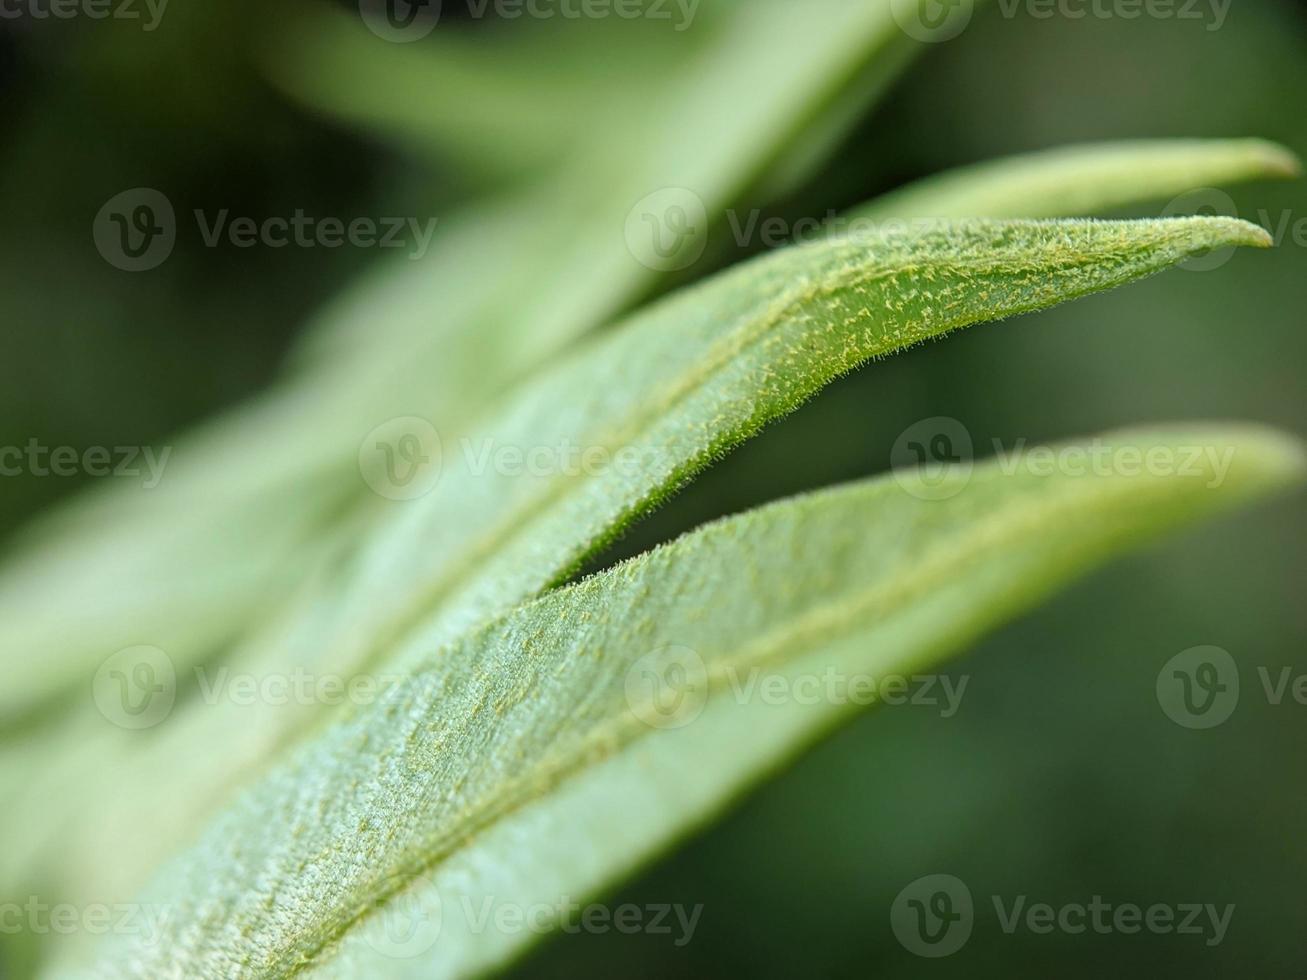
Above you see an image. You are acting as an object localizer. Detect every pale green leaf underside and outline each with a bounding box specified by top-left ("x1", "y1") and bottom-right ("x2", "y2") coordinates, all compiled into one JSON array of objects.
[
  {"x1": 8, "y1": 216, "x2": 1272, "y2": 914},
  {"x1": 89, "y1": 425, "x2": 1304, "y2": 979}
]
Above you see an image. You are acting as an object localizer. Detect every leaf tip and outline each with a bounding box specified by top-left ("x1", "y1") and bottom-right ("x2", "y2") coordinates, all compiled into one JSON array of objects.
[
  {"x1": 1238, "y1": 219, "x2": 1276, "y2": 249},
  {"x1": 1245, "y1": 138, "x2": 1304, "y2": 179},
  {"x1": 1240, "y1": 426, "x2": 1307, "y2": 485},
  {"x1": 1204, "y1": 424, "x2": 1307, "y2": 498},
  {"x1": 1183, "y1": 215, "x2": 1275, "y2": 251}
]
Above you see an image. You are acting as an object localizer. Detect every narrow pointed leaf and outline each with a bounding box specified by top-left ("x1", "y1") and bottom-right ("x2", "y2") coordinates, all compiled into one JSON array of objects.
[
  {"x1": 854, "y1": 138, "x2": 1300, "y2": 220},
  {"x1": 325, "y1": 216, "x2": 1276, "y2": 671},
  {"x1": 91, "y1": 425, "x2": 1303, "y2": 978},
  {"x1": 16, "y1": 216, "x2": 1272, "y2": 914}
]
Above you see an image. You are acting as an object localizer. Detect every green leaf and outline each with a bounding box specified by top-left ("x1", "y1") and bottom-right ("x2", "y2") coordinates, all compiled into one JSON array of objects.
[
  {"x1": 267, "y1": 0, "x2": 917, "y2": 194},
  {"x1": 305, "y1": 216, "x2": 1276, "y2": 677},
  {"x1": 264, "y1": 6, "x2": 712, "y2": 181},
  {"x1": 853, "y1": 138, "x2": 1301, "y2": 220},
  {"x1": 0, "y1": 0, "x2": 914, "y2": 725},
  {"x1": 17, "y1": 216, "x2": 1271, "y2": 919},
  {"x1": 89, "y1": 425, "x2": 1304, "y2": 978}
]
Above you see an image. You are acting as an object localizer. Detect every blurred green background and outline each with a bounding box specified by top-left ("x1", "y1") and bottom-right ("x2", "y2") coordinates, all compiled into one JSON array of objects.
[{"x1": 2, "y1": 0, "x2": 1304, "y2": 976}]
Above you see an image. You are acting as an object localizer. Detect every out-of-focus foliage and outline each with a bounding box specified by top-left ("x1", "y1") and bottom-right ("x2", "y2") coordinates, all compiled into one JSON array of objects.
[{"x1": 0, "y1": 0, "x2": 920, "y2": 727}]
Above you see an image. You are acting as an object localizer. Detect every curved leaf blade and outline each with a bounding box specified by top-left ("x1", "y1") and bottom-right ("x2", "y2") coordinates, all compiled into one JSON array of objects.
[
  {"x1": 854, "y1": 138, "x2": 1300, "y2": 220},
  {"x1": 92, "y1": 425, "x2": 1304, "y2": 978},
  {"x1": 330, "y1": 216, "x2": 1276, "y2": 669},
  {"x1": 13, "y1": 217, "x2": 1273, "y2": 911}
]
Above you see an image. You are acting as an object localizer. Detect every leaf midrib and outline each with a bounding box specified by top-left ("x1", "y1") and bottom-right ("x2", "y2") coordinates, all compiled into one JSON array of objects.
[{"x1": 290, "y1": 462, "x2": 1175, "y2": 977}]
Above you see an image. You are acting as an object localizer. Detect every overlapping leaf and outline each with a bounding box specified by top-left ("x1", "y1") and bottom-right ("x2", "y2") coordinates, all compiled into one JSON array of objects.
[
  {"x1": 32, "y1": 212, "x2": 1275, "y2": 974},
  {"x1": 854, "y1": 138, "x2": 1300, "y2": 220},
  {"x1": 7, "y1": 140, "x2": 1291, "y2": 918}
]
